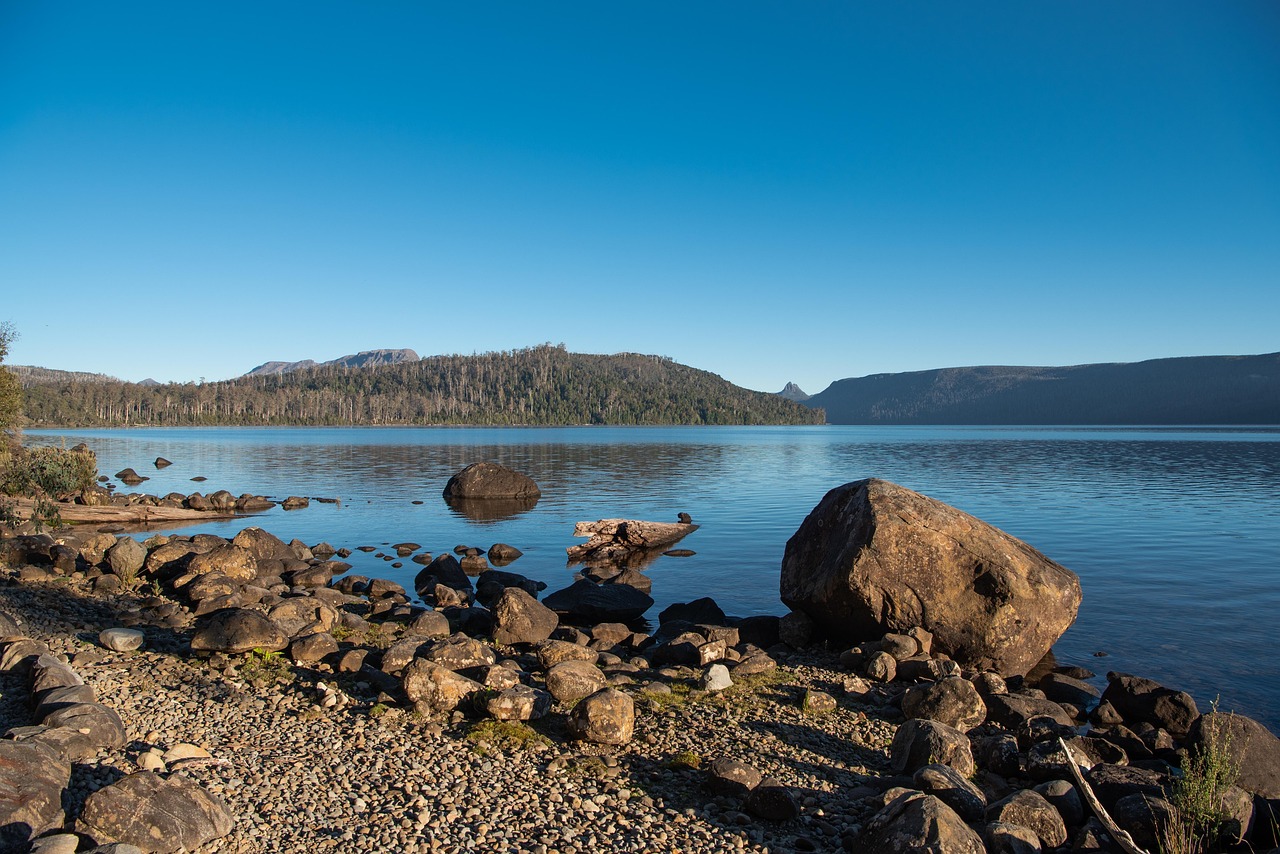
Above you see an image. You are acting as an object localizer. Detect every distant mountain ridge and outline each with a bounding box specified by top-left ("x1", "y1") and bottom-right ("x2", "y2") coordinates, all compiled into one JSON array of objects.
[
  {"x1": 8, "y1": 365, "x2": 119, "y2": 386},
  {"x1": 243, "y1": 348, "x2": 419, "y2": 377},
  {"x1": 19, "y1": 345, "x2": 823, "y2": 427},
  {"x1": 804, "y1": 352, "x2": 1280, "y2": 424}
]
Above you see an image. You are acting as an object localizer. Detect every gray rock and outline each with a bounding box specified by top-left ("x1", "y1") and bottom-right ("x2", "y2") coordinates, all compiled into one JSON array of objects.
[
  {"x1": 982, "y1": 821, "x2": 1042, "y2": 854},
  {"x1": 566, "y1": 688, "x2": 634, "y2": 745},
  {"x1": 187, "y1": 544, "x2": 258, "y2": 583},
  {"x1": 701, "y1": 663, "x2": 733, "y2": 692},
  {"x1": 857, "y1": 792, "x2": 986, "y2": 854},
  {"x1": 39, "y1": 702, "x2": 127, "y2": 759},
  {"x1": 443, "y1": 462, "x2": 541, "y2": 500},
  {"x1": 1188, "y1": 711, "x2": 1280, "y2": 798},
  {"x1": 1100, "y1": 672, "x2": 1199, "y2": 737},
  {"x1": 189, "y1": 608, "x2": 287, "y2": 654},
  {"x1": 780, "y1": 478, "x2": 1081, "y2": 676},
  {"x1": 0, "y1": 740, "x2": 70, "y2": 848},
  {"x1": 485, "y1": 685, "x2": 550, "y2": 721},
  {"x1": 76, "y1": 771, "x2": 232, "y2": 853},
  {"x1": 705, "y1": 758, "x2": 762, "y2": 797},
  {"x1": 106, "y1": 537, "x2": 146, "y2": 579},
  {"x1": 99, "y1": 628, "x2": 145, "y2": 652},
  {"x1": 545, "y1": 660, "x2": 608, "y2": 703},
  {"x1": 744, "y1": 777, "x2": 800, "y2": 821},
  {"x1": 891, "y1": 718, "x2": 975, "y2": 777},
  {"x1": 421, "y1": 633, "x2": 496, "y2": 671},
  {"x1": 902, "y1": 676, "x2": 987, "y2": 732},
  {"x1": 1034, "y1": 779, "x2": 1084, "y2": 828},
  {"x1": 542, "y1": 579, "x2": 653, "y2": 622},
  {"x1": 402, "y1": 660, "x2": 483, "y2": 714},
  {"x1": 914, "y1": 763, "x2": 988, "y2": 822},
  {"x1": 986, "y1": 789, "x2": 1068, "y2": 849},
  {"x1": 491, "y1": 587, "x2": 558, "y2": 646}
]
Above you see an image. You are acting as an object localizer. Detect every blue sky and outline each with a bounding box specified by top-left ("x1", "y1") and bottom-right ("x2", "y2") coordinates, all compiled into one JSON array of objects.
[{"x1": 2, "y1": 2, "x2": 1277, "y2": 394}]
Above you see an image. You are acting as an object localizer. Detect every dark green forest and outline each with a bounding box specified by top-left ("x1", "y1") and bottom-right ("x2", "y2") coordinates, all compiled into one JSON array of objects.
[{"x1": 19, "y1": 345, "x2": 825, "y2": 427}]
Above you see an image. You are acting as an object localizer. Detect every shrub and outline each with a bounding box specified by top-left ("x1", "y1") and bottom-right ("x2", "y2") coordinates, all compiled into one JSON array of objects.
[{"x1": 1160, "y1": 702, "x2": 1241, "y2": 854}]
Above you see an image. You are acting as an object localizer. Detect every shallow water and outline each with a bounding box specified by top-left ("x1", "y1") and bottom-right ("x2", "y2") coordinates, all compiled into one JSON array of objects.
[{"x1": 25, "y1": 425, "x2": 1280, "y2": 729}]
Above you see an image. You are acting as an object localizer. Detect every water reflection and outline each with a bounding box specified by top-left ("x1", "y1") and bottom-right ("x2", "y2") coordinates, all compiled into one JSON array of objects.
[
  {"x1": 445, "y1": 496, "x2": 540, "y2": 523},
  {"x1": 22, "y1": 425, "x2": 1280, "y2": 729}
]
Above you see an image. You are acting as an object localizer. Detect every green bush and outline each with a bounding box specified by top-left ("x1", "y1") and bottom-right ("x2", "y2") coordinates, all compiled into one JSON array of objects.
[{"x1": 0, "y1": 443, "x2": 98, "y2": 531}]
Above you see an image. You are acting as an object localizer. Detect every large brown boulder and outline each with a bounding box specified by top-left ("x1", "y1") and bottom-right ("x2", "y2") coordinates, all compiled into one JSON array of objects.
[
  {"x1": 491, "y1": 587, "x2": 558, "y2": 646},
  {"x1": 443, "y1": 462, "x2": 541, "y2": 501},
  {"x1": 780, "y1": 479, "x2": 1081, "y2": 676},
  {"x1": 76, "y1": 771, "x2": 232, "y2": 852},
  {"x1": 857, "y1": 791, "x2": 986, "y2": 854},
  {"x1": 0, "y1": 740, "x2": 70, "y2": 848}
]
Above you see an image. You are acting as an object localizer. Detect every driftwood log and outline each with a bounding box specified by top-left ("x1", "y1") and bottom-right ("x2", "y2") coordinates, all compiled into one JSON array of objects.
[
  {"x1": 566, "y1": 519, "x2": 698, "y2": 565},
  {"x1": 5, "y1": 498, "x2": 240, "y2": 527}
]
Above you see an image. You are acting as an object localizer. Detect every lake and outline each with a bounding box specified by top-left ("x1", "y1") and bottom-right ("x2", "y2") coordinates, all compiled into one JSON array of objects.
[{"x1": 23, "y1": 425, "x2": 1280, "y2": 730}]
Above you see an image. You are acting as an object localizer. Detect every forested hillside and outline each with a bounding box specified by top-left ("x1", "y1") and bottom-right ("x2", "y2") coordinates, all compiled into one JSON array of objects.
[
  {"x1": 20, "y1": 345, "x2": 825, "y2": 427},
  {"x1": 805, "y1": 352, "x2": 1280, "y2": 424}
]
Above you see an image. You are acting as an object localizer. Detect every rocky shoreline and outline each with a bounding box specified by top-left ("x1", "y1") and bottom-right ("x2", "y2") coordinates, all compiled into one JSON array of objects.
[{"x1": 0, "y1": 473, "x2": 1278, "y2": 853}]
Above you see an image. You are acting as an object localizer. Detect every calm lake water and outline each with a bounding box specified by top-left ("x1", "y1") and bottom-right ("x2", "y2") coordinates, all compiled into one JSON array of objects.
[{"x1": 24, "y1": 425, "x2": 1280, "y2": 730}]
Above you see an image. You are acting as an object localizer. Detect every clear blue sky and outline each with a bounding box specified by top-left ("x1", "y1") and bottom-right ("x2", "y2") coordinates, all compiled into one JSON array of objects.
[{"x1": 2, "y1": 2, "x2": 1277, "y2": 394}]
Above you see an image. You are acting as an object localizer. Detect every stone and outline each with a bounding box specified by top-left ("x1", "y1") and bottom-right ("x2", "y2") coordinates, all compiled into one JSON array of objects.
[
  {"x1": 731, "y1": 652, "x2": 777, "y2": 677},
  {"x1": 33, "y1": 684, "x2": 98, "y2": 719},
  {"x1": 268, "y1": 597, "x2": 338, "y2": 639},
  {"x1": 79, "y1": 532, "x2": 118, "y2": 566},
  {"x1": 422, "y1": 633, "x2": 496, "y2": 671},
  {"x1": 31, "y1": 653, "x2": 83, "y2": 694},
  {"x1": 701, "y1": 663, "x2": 733, "y2": 692},
  {"x1": 443, "y1": 462, "x2": 541, "y2": 500},
  {"x1": 542, "y1": 579, "x2": 654, "y2": 622},
  {"x1": 76, "y1": 771, "x2": 231, "y2": 852},
  {"x1": 39, "y1": 702, "x2": 127, "y2": 759},
  {"x1": 0, "y1": 740, "x2": 70, "y2": 848},
  {"x1": 777, "y1": 610, "x2": 815, "y2": 648},
  {"x1": 404, "y1": 609, "x2": 451, "y2": 638},
  {"x1": 487, "y1": 542, "x2": 523, "y2": 565},
  {"x1": 982, "y1": 821, "x2": 1042, "y2": 854},
  {"x1": 914, "y1": 763, "x2": 988, "y2": 823},
  {"x1": 880, "y1": 632, "x2": 920, "y2": 660},
  {"x1": 413, "y1": 554, "x2": 473, "y2": 601},
  {"x1": 705, "y1": 757, "x2": 762, "y2": 796},
  {"x1": 281, "y1": 496, "x2": 310, "y2": 510},
  {"x1": 1084, "y1": 764, "x2": 1170, "y2": 811},
  {"x1": 545, "y1": 660, "x2": 608, "y2": 703},
  {"x1": 402, "y1": 660, "x2": 482, "y2": 714},
  {"x1": 1100, "y1": 672, "x2": 1199, "y2": 736},
  {"x1": 106, "y1": 537, "x2": 147, "y2": 579},
  {"x1": 189, "y1": 608, "x2": 287, "y2": 654},
  {"x1": 857, "y1": 791, "x2": 986, "y2": 854},
  {"x1": 290, "y1": 632, "x2": 338, "y2": 663},
  {"x1": 987, "y1": 789, "x2": 1068, "y2": 849},
  {"x1": 231, "y1": 526, "x2": 293, "y2": 561},
  {"x1": 984, "y1": 693, "x2": 1076, "y2": 729},
  {"x1": 743, "y1": 777, "x2": 800, "y2": 821},
  {"x1": 535, "y1": 639, "x2": 597, "y2": 669},
  {"x1": 891, "y1": 718, "x2": 975, "y2": 777},
  {"x1": 658, "y1": 597, "x2": 726, "y2": 626},
  {"x1": 1187, "y1": 712, "x2": 1280, "y2": 798},
  {"x1": 566, "y1": 688, "x2": 634, "y2": 745},
  {"x1": 486, "y1": 685, "x2": 551, "y2": 721},
  {"x1": 1033, "y1": 779, "x2": 1083, "y2": 828},
  {"x1": 1111, "y1": 793, "x2": 1175, "y2": 853},
  {"x1": 1039, "y1": 672, "x2": 1101, "y2": 708},
  {"x1": 780, "y1": 478, "x2": 1082, "y2": 676},
  {"x1": 865, "y1": 650, "x2": 897, "y2": 682},
  {"x1": 491, "y1": 587, "x2": 558, "y2": 646},
  {"x1": 187, "y1": 545, "x2": 257, "y2": 583},
  {"x1": 0, "y1": 638, "x2": 51, "y2": 674},
  {"x1": 99, "y1": 628, "x2": 145, "y2": 652},
  {"x1": 902, "y1": 676, "x2": 987, "y2": 732},
  {"x1": 802, "y1": 688, "x2": 837, "y2": 713}
]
